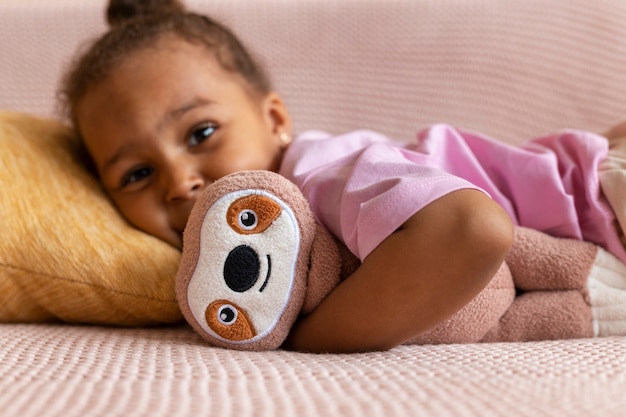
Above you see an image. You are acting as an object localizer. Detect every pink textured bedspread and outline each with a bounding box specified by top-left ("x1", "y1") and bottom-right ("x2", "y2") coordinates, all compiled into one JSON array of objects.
[{"x1": 2, "y1": 324, "x2": 626, "y2": 417}]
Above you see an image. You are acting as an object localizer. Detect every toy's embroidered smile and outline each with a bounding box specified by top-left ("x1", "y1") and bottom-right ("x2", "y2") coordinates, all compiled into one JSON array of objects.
[{"x1": 260, "y1": 254, "x2": 272, "y2": 292}]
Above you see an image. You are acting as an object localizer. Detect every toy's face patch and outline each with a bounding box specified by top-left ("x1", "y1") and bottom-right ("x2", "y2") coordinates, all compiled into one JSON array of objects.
[{"x1": 186, "y1": 189, "x2": 300, "y2": 345}]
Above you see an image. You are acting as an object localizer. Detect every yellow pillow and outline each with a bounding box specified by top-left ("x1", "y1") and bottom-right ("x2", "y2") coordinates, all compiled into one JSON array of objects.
[{"x1": 0, "y1": 111, "x2": 182, "y2": 325}]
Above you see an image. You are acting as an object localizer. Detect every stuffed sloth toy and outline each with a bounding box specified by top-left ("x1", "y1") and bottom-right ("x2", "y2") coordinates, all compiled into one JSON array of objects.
[{"x1": 176, "y1": 170, "x2": 626, "y2": 350}]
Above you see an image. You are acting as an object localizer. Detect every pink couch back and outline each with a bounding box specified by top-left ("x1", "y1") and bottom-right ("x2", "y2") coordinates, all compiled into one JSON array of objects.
[{"x1": 2, "y1": 0, "x2": 626, "y2": 144}]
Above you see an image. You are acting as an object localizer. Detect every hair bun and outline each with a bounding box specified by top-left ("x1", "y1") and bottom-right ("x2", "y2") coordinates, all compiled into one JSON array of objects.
[{"x1": 107, "y1": 0, "x2": 186, "y2": 27}]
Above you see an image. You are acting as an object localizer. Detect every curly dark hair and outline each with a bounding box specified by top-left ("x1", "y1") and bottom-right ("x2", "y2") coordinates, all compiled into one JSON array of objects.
[{"x1": 59, "y1": 0, "x2": 271, "y2": 127}]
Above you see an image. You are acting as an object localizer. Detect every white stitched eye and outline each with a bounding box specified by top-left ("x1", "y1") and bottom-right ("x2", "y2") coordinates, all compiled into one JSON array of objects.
[
  {"x1": 238, "y1": 209, "x2": 258, "y2": 231},
  {"x1": 217, "y1": 304, "x2": 238, "y2": 326}
]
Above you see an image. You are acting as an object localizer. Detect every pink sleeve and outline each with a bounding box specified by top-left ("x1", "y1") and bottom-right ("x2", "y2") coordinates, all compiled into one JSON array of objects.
[{"x1": 279, "y1": 130, "x2": 483, "y2": 260}]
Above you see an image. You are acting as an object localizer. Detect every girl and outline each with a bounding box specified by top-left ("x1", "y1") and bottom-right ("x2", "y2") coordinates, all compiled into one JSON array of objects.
[{"x1": 60, "y1": 0, "x2": 626, "y2": 353}]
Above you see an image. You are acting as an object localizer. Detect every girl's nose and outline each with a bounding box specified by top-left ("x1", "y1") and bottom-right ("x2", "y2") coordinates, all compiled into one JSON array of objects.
[{"x1": 165, "y1": 165, "x2": 205, "y2": 203}]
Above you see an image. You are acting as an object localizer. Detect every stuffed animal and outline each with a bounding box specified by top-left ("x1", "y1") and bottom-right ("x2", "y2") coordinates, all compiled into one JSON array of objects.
[{"x1": 176, "y1": 170, "x2": 622, "y2": 350}]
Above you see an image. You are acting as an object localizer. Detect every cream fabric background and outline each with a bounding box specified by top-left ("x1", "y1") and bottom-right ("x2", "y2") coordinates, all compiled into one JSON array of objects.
[{"x1": 2, "y1": 0, "x2": 626, "y2": 143}]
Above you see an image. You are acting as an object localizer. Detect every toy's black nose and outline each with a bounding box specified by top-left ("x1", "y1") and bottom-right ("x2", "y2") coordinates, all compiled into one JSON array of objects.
[{"x1": 223, "y1": 245, "x2": 260, "y2": 293}]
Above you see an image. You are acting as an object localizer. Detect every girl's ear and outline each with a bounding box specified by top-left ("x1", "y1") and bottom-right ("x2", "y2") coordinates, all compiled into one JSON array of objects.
[{"x1": 262, "y1": 92, "x2": 292, "y2": 145}]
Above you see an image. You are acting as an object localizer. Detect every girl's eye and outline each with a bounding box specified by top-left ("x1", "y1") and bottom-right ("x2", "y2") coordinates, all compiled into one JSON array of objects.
[
  {"x1": 121, "y1": 166, "x2": 153, "y2": 187},
  {"x1": 189, "y1": 124, "x2": 216, "y2": 147}
]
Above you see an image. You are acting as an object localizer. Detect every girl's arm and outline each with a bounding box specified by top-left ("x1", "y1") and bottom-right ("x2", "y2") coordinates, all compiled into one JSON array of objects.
[{"x1": 283, "y1": 188, "x2": 514, "y2": 353}]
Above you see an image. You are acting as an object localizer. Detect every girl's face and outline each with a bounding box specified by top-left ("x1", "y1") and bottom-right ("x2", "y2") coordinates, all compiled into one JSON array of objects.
[{"x1": 76, "y1": 37, "x2": 291, "y2": 249}]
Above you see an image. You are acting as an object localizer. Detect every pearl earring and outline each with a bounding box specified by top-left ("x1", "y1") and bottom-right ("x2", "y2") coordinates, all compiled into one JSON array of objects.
[{"x1": 279, "y1": 132, "x2": 292, "y2": 145}]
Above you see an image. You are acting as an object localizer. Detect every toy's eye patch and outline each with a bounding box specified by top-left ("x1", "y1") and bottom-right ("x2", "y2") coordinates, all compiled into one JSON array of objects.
[
  {"x1": 227, "y1": 195, "x2": 282, "y2": 234},
  {"x1": 205, "y1": 300, "x2": 256, "y2": 341}
]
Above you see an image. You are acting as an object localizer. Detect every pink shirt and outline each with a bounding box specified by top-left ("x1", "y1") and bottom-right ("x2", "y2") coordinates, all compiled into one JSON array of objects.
[{"x1": 279, "y1": 124, "x2": 625, "y2": 263}]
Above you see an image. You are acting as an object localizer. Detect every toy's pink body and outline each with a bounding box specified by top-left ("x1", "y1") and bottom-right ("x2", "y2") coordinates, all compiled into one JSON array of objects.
[{"x1": 411, "y1": 227, "x2": 595, "y2": 345}]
